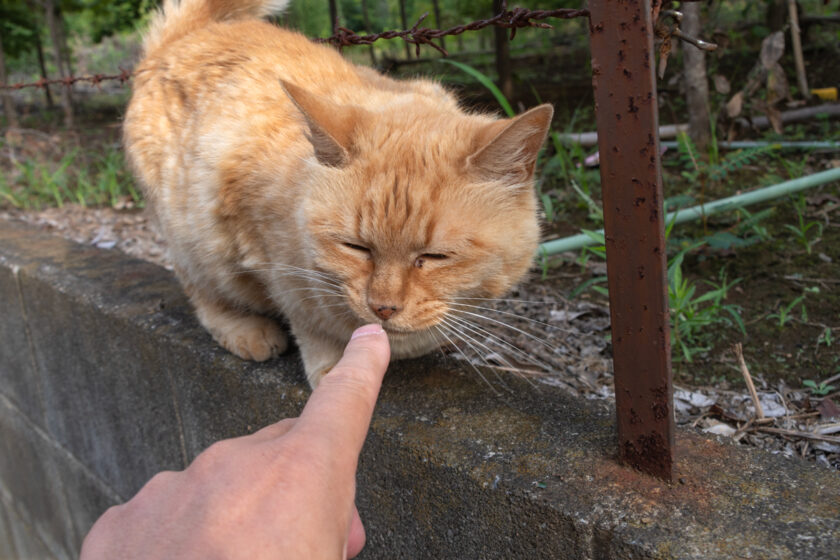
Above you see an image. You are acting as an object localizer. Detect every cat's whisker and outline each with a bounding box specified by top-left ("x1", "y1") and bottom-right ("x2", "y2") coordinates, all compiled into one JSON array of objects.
[
  {"x1": 446, "y1": 301, "x2": 574, "y2": 334},
  {"x1": 316, "y1": 302, "x2": 351, "y2": 311},
  {"x1": 449, "y1": 297, "x2": 549, "y2": 304},
  {"x1": 433, "y1": 325, "x2": 501, "y2": 396},
  {"x1": 444, "y1": 314, "x2": 551, "y2": 379},
  {"x1": 278, "y1": 287, "x2": 342, "y2": 296},
  {"x1": 272, "y1": 272, "x2": 344, "y2": 290},
  {"x1": 239, "y1": 263, "x2": 344, "y2": 289},
  {"x1": 442, "y1": 316, "x2": 540, "y2": 389},
  {"x1": 230, "y1": 269, "x2": 345, "y2": 292},
  {"x1": 426, "y1": 325, "x2": 451, "y2": 360},
  {"x1": 448, "y1": 308, "x2": 564, "y2": 356},
  {"x1": 297, "y1": 293, "x2": 346, "y2": 304},
  {"x1": 439, "y1": 317, "x2": 514, "y2": 391}
]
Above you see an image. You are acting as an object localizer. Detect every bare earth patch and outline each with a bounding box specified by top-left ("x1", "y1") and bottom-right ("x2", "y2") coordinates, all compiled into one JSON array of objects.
[{"x1": 2, "y1": 206, "x2": 837, "y2": 470}]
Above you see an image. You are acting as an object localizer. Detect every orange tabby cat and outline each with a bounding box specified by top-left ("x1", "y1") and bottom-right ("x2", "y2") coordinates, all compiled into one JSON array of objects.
[{"x1": 124, "y1": 0, "x2": 553, "y2": 387}]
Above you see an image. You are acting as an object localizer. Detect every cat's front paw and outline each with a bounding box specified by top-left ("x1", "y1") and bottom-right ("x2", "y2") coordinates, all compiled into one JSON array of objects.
[
  {"x1": 191, "y1": 294, "x2": 288, "y2": 362},
  {"x1": 215, "y1": 315, "x2": 288, "y2": 361}
]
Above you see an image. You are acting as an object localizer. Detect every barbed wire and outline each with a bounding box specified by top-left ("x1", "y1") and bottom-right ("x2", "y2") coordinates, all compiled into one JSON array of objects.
[
  {"x1": 1, "y1": 4, "x2": 589, "y2": 91},
  {"x1": 316, "y1": 7, "x2": 590, "y2": 57},
  {"x1": 2, "y1": 69, "x2": 133, "y2": 91}
]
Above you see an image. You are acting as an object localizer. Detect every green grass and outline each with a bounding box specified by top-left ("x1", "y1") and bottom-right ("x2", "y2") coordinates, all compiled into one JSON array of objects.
[{"x1": 0, "y1": 146, "x2": 142, "y2": 210}]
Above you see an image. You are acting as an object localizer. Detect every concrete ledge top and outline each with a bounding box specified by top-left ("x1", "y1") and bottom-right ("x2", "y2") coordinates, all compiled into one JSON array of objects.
[{"x1": 1, "y1": 218, "x2": 839, "y2": 559}]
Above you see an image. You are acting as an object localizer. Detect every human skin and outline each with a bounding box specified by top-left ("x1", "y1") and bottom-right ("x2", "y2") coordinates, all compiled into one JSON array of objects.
[{"x1": 80, "y1": 324, "x2": 390, "y2": 560}]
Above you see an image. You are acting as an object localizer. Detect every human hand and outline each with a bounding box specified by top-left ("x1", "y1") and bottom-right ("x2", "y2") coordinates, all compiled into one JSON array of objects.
[{"x1": 80, "y1": 324, "x2": 390, "y2": 560}]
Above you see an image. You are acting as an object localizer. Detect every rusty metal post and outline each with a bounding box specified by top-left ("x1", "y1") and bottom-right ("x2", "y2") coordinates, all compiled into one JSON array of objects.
[{"x1": 588, "y1": 0, "x2": 675, "y2": 480}]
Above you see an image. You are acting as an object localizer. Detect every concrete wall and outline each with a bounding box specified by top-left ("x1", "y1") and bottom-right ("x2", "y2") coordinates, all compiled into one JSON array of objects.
[{"x1": 1, "y1": 219, "x2": 839, "y2": 559}]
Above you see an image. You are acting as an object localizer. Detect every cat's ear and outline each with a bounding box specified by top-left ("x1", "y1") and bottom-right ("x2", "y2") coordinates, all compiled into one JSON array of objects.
[
  {"x1": 467, "y1": 104, "x2": 554, "y2": 183},
  {"x1": 281, "y1": 80, "x2": 361, "y2": 167}
]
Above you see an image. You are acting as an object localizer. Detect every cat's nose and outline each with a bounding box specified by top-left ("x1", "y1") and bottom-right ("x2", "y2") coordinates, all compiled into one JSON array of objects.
[{"x1": 370, "y1": 302, "x2": 401, "y2": 321}]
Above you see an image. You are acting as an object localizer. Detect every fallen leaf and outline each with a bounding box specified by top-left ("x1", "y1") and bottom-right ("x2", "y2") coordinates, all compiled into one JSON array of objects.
[
  {"x1": 703, "y1": 422, "x2": 737, "y2": 436},
  {"x1": 759, "y1": 31, "x2": 785, "y2": 70},
  {"x1": 726, "y1": 92, "x2": 743, "y2": 118},
  {"x1": 675, "y1": 389, "x2": 716, "y2": 409},
  {"x1": 766, "y1": 62, "x2": 790, "y2": 104},
  {"x1": 818, "y1": 397, "x2": 840, "y2": 420},
  {"x1": 549, "y1": 310, "x2": 588, "y2": 322},
  {"x1": 713, "y1": 74, "x2": 731, "y2": 95}
]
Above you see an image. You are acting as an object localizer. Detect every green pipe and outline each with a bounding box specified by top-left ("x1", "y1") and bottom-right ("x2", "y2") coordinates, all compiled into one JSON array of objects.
[
  {"x1": 661, "y1": 140, "x2": 840, "y2": 150},
  {"x1": 538, "y1": 166, "x2": 840, "y2": 256}
]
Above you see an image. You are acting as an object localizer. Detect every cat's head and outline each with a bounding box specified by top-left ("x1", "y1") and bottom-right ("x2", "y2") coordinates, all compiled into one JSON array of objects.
[{"x1": 284, "y1": 81, "x2": 553, "y2": 335}]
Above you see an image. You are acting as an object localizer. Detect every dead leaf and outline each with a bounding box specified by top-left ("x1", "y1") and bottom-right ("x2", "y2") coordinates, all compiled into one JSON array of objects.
[
  {"x1": 713, "y1": 74, "x2": 731, "y2": 95},
  {"x1": 760, "y1": 31, "x2": 785, "y2": 70},
  {"x1": 658, "y1": 36, "x2": 672, "y2": 79},
  {"x1": 818, "y1": 397, "x2": 840, "y2": 420},
  {"x1": 703, "y1": 421, "x2": 737, "y2": 437},
  {"x1": 767, "y1": 107, "x2": 783, "y2": 134},
  {"x1": 726, "y1": 92, "x2": 743, "y2": 118},
  {"x1": 755, "y1": 99, "x2": 784, "y2": 134},
  {"x1": 766, "y1": 62, "x2": 790, "y2": 104}
]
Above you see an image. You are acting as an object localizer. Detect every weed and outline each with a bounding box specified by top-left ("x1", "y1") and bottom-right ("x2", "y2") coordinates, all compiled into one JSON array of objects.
[
  {"x1": 539, "y1": 192, "x2": 557, "y2": 223},
  {"x1": 668, "y1": 250, "x2": 745, "y2": 362},
  {"x1": 818, "y1": 328, "x2": 833, "y2": 348},
  {"x1": 438, "y1": 59, "x2": 514, "y2": 117},
  {"x1": 784, "y1": 194, "x2": 823, "y2": 254},
  {"x1": 802, "y1": 379, "x2": 836, "y2": 396},
  {"x1": 768, "y1": 294, "x2": 805, "y2": 328},
  {"x1": 543, "y1": 131, "x2": 601, "y2": 223},
  {"x1": 0, "y1": 146, "x2": 142, "y2": 210},
  {"x1": 569, "y1": 228, "x2": 744, "y2": 361},
  {"x1": 767, "y1": 288, "x2": 818, "y2": 328}
]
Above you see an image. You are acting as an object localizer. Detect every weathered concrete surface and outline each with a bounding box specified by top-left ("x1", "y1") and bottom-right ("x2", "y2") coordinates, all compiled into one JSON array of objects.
[{"x1": 1, "y1": 218, "x2": 839, "y2": 559}]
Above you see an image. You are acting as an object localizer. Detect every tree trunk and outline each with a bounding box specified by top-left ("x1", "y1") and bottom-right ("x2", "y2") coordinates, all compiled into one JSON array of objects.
[
  {"x1": 788, "y1": 0, "x2": 810, "y2": 99},
  {"x1": 492, "y1": 0, "x2": 513, "y2": 104},
  {"x1": 360, "y1": 0, "x2": 377, "y2": 65},
  {"x1": 34, "y1": 28, "x2": 55, "y2": 109},
  {"x1": 398, "y1": 0, "x2": 411, "y2": 59},
  {"x1": 328, "y1": 0, "x2": 338, "y2": 31},
  {"x1": 682, "y1": 4, "x2": 710, "y2": 151},
  {"x1": 0, "y1": 31, "x2": 20, "y2": 129},
  {"x1": 431, "y1": 0, "x2": 446, "y2": 52},
  {"x1": 766, "y1": 0, "x2": 787, "y2": 30},
  {"x1": 54, "y1": 4, "x2": 74, "y2": 76},
  {"x1": 43, "y1": 0, "x2": 73, "y2": 128}
]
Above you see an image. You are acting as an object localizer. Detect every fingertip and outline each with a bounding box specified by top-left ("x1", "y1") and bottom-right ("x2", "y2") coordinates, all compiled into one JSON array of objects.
[
  {"x1": 344, "y1": 324, "x2": 390, "y2": 365},
  {"x1": 350, "y1": 324, "x2": 385, "y2": 340}
]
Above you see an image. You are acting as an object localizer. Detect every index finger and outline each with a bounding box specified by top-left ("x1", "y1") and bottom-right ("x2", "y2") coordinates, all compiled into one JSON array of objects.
[{"x1": 292, "y1": 325, "x2": 390, "y2": 467}]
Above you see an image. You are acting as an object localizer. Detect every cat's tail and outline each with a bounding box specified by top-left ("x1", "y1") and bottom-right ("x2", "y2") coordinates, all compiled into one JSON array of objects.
[{"x1": 143, "y1": 0, "x2": 290, "y2": 54}]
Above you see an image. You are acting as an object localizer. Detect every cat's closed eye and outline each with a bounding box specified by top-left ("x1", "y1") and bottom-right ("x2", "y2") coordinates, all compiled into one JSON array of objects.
[
  {"x1": 342, "y1": 242, "x2": 371, "y2": 254},
  {"x1": 414, "y1": 253, "x2": 449, "y2": 268}
]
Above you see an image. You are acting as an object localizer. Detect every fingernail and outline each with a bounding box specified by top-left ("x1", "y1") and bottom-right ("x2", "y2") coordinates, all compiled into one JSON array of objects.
[{"x1": 350, "y1": 324, "x2": 385, "y2": 340}]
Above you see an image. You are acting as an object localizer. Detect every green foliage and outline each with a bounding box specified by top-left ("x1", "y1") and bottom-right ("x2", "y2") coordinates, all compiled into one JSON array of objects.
[
  {"x1": 438, "y1": 59, "x2": 514, "y2": 117},
  {"x1": 817, "y1": 328, "x2": 834, "y2": 348},
  {"x1": 570, "y1": 231, "x2": 745, "y2": 362},
  {"x1": 542, "y1": 130, "x2": 601, "y2": 224},
  {"x1": 0, "y1": 146, "x2": 142, "y2": 210},
  {"x1": 672, "y1": 131, "x2": 779, "y2": 186},
  {"x1": 802, "y1": 379, "x2": 836, "y2": 396},
  {"x1": 783, "y1": 194, "x2": 823, "y2": 255},
  {"x1": 767, "y1": 288, "x2": 818, "y2": 328},
  {"x1": 67, "y1": 0, "x2": 157, "y2": 43},
  {"x1": 0, "y1": 1, "x2": 41, "y2": 59},
  {"x1": 668, "y1": 249, "x2": 744, "y2": 362}
]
